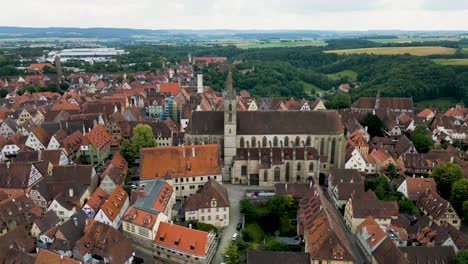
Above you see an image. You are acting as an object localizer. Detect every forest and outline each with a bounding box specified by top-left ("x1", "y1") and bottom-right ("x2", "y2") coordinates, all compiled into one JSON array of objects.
[{"x1": 1, "y1": 38, "x2": 468, "y2": 106}]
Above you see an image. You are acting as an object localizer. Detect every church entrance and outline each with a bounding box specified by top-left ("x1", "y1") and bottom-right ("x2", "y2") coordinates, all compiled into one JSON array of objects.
[
  {"x1": 249, "y1": 174, "x2": 259, "y2": 186},
  {"x1": 319, "y1": 173, "x2": 327, "y2": 186}
]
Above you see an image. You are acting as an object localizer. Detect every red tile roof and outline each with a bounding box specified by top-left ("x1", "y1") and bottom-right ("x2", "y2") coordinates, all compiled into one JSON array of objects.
[
  {"x1": 154, "y1": 222, "x2": 209, "y2": 257},
  {"x1": 403, "y1": 177, "x2": 437, "y2": 201},
  {"x1": 140, "y1": 145, "x2": 221, "y2": 180},
  {"x1": 85, "y1": 187, "x2": 109, "y2": 212},
  {"x1": 86, "y1": 125, "x2": 112, "y2": 151},
  {"x1": 28, "y1": 63, "x2": 54, "y2": 70},
  {"x1": 100, "y1": 185, "x2": 128, "y2": 221},
  {"x1": 160, "y1": 83, "x2": 180, "y2": 96}
]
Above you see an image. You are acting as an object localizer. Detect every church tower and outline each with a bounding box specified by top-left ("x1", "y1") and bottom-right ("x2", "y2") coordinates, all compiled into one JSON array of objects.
[{"x1": 223, "y1": 71, "x2": 237, "y2": 182}]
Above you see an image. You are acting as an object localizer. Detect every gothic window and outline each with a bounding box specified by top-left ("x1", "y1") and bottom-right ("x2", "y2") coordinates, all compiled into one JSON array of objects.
[
  {"x1": 297, "y1": 163, "x2": 301, "y2": 171},
  {"x1": 331, "y1": 138, "x2": 336, "y2": 165},
  {"x1": 187, "y1": 138, "x2": 192, "y2": 145},
  {"x1": 306, "y1": 136, "x2": 311, "y2": 146},
  {"x1": 296, "y1": 175, "x2": 301, "y2": 182},
  {"x1": 273, "y1": 136, "x2": 278, "y2": 147},
  {"x1": 309, "y1": 162, "x2": 314, "y2": 172},
  {"x1": 229, "y1": 113, "x2": 232, "y2": 122},
  {"x1": 320, "y1": 138, "x2": 325, "y2": 155},
  {"x1": 241, "y1": 166, "x2": 247, "y2": 176},
  {"x1": 251, "y1": 137, "x2": 256, "y2": 148},
  {"x1": 284, "y1": 136, "x2": 289, "y2": 147},
  {"x1": 194, "y1": 138, "x2": 199, "y2": 145},
  {"x1": 274, "y1": 167, "x2": 280, "y2": 182},
  {"x1": 240, "y1": 137, "x2": 245, "y2": 148},
  {"x1": 285, "y1": 163, "x2": 290, "y2": 182},
  {"x1": 262, "y1": 137, "x2": 267, "y2": 147},
  {"x1": 295, "y1": 136, "x2": 300, "y2": 146},
  {"x1": 264, "y1": 171, "x2": 268, "y2": 182},
  {"x1": 204, "y1": 137, "x2": 208, "y2": 144},
  {"x1": 229, "y1": 103, "x2": 232, "y2": 112}
]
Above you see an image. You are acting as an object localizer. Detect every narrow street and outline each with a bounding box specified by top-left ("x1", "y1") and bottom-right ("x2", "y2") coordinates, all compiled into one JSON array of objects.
[
  {"x1": 211, "y1": 184, "x2": 269, "y2": 264},
  {"x1": 322, "y1": 188, "x2": 368, "y2": 264}
]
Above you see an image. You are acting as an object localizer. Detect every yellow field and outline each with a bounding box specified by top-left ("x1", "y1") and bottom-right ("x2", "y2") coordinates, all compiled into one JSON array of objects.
[{"x1": 324, "y1": 46, "x2": 457, "y2": 56}]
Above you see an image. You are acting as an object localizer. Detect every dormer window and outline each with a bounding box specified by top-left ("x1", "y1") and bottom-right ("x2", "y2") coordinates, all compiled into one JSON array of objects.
[{"x1": 211, "y1": 198, "x2": 217, "y2": 208}]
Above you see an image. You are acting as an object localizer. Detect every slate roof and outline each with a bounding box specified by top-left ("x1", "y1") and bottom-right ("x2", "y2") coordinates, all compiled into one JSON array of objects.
[
  {"x1": 400, "y1": 246, "x2": 455, "y2": 264},
  {"x1": 50, "y1": 211, "x2": 88, "y2": 252},
  {"x1": 189, "y1": 110, "x2": 343, "y2": 135},
  {"x1": 417, "y1": 189, "x2": 457, "y2": 220},
  {"x1": 33, "y1": 210, "x2": 60, "y2": 232},
  {"x1": 133, "y1": 180, "x2": 173, "y2": 214},
  {"x1": 372, "y1": 237, "x2": 408, "y2": 264}
]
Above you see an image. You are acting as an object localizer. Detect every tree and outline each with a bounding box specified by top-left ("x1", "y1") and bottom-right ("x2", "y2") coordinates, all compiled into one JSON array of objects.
[
  {"x1": 267, "y1": 195, "x2": 293, "y2": 215},
  {"x1": 453, "y1": 249, "x2": 468, "y2": 264},
  {"x1": 195, "y1": 222, "x2": 218, "y2": 234},
  {"x1": 411, "y1": 125, "x2": 433, "y2": 153},
  {"x1": 325, "y1": 92, "x2": 351, "y2": 109},
  {"x1": 0, "y1": 89, "x2": 8, "y2": 98},
  {"x1": 361, "y1": 114, "x2": 384, "y2": 137},
  {"x1": 431, "y1": 162, "x2": 464, "y2": 199},
  {"x1": 463, "y1": 200, "x2": 468, "y2": 220},
  {"x1": 386, "y1": 163, "x2": 398, "y2": 179},
  {"x1": 224, "y1": 242, "x2": 240, "y2": 264},
  {"x1": 120, "y1": 139, "x2": 138, "y2": 164},
  {"x1": 132, "y1": 124, "x2": 157, "y2": 149},
  {"x1": 398, "y1": 197, "x2": 420, "y2": 217},
  {"x1": 451, "y1": 179, "x2": 468, "y2": 214},
  {"x1": 240, "y1": 199, "x2": 258, "y2": 222}
]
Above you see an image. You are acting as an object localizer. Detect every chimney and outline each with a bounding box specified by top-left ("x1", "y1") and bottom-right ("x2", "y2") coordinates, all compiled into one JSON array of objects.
[
  {"x1": 309, "y1": 180, "x2": 313, "y2": 189},
  {"x1": 73, "y1": 217, "x2": 78, "y2": 227},
  {"x1": 69, "y1": 188, "x2": 74, "y2": 198},
  {"x1": 61, "y1": 255, "x2": 64, "y2": 260},
  {"x1": 192, "y1": 147, "x2": 196, "y2": 157},
  {"x1": 285, "y1": 183, "x2": 288, "y2": 192},
  {"x1": 189, "y1": 223, "x2": 192, "y2": 229},
  {"x1": 170, "y1": 221, "x2": 173, "y2": 226},
  {"x1": 365, "y1": 126, "x2": 368, "y2": 132},
  {"x1": 450, "y1": 156, "x2": 454, "y2": 163}
]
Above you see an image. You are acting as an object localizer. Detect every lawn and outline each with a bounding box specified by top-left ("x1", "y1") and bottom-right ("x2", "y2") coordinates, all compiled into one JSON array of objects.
[
  {"x1": 414, "y1": 97, "x2": 458, "y2": 111},
  {"x1": 432, "y1": 59, "x2": 468, "y2": 65},
  {"x1": 324, "y1": 46, "x2": 457, "y2": 56},
  {"x1": 367, "y1": 37, "x2": 460, "y2": 44},
  {"x1": 326, "y1": 70, "x2": 358, "y2": 81},
  {"x1": 237, "y1": 39, "x2": 327, "y2": 49},
  {"x1": 302, "y1": 81, "x2": 322, "y2": 94}
]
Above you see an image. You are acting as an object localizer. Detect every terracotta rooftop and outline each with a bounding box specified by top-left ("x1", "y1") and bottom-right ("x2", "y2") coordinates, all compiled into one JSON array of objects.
[
  {"x1": 154, "y1": 222, "x2": 209, "y2": 257},
  {"x1": 84, "y1": 187, "x2": 109, "y2": 213},
  {"x1": 185, "y1": 179, "x2": 229, "y2": 211},
  {"x1": 402, "y1": 177, "x2": 437, "y2": 201},
  {"x1": 99, "y1": 185, "x2": 128, "y2": 221},
  {"x1": 35, "y1": 249, "x2": 80, "y2": 264},
  {"x1": 85, "y1": 124, "x2": 112, "y2": 151},
  {"x1": 140, "y1": 145, "x2": 221, "y2": 179},
  {"x1": 159, "y1": 82, "x2": 180, "y2": 96}
]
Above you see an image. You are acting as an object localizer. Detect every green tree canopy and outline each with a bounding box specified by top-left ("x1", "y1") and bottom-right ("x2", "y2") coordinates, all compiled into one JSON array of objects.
[
  {"x1": 453, "y1": 249, "x2": 468, "y2": 264},
  {"x1": 132, "y1": 124, "x2": 157, "y2": 149},
  {"x1": 361, "y1": 114, "x2": 384, "y2": 137},
  {"x1": 431, "y1": 162, "x2": 464, "y2": 199},
  {"x1": 325, "y1": 91, "x2": 352, "y2": 109},
  {"x1": 224, "y1": 242, "x2": 240, "y2": 264},
  {"x1": 463, "y1": 201, "x2": 468, "y2": 221},
  {"x1": 411, "y1": 125, "x2": 433, "y2": 153},
  {"x1": 386, "y1": 163, "x2": 398, "y2": 179},
  {"x1": 451, "y1": 179, "x2": 468, "y2": 214},
  {"x1": 120, "y1": 139, "x2": 138, "y2": 164}
]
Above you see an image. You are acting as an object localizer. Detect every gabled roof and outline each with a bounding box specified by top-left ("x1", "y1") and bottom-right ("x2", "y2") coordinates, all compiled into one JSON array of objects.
[
  {"x1": 84, "y1": 187, "x2": 109, "y2": 213},
  {"x1": 329, "y1": 168, "x2": 363, "y2": 187},
  {"x1": 75, "y1": 220, "x2": 134, "y2": 264},
  {"x1": 33, "y1": 210, "x2": 60, "y2": 232},
  {"x1": 85, "y1": 124, "x2": 111, "y2": 151},
  {"x1": 400, "y1": 246, "x2": 455, "y2": 264},
  {"x1": 357, "y1": 216, "x2": 387, "y2": 249},
  {"x1": 110, "y1": 152, "x2": 128, "y2": 175},
  {"x1": 35, "y1": 249, "x2": 80, "y2": 264},
  {"x1": 417, "y1": 108, "x2": 434, "y2": 118},
  {"x1": 99, "y1": 185, "x2": 128, "y2": 221},
  {"x1": 185, "y1": 179, "x2": 229, "y2": 211},
  {"x1": 154, "y1": 222, "x2": 209, "y2": 257},
  {"x1": 159, "y1": 82, "x2": 180, "y2": 96},
  {"x1": 133, "y1": 180, "x2": 173, "y2": 214},
  {"x1": 372, "y1": 237, "x2": 408, "y2": 264},
  {"x1": 140, "y1": 145, "x2": 221, "y2": 179},
  {"x1": 401, "y1": 177, "x2": 437, "y2": 201},
  {"x1": 0, "y1": 226, "x2": 35, "y2": 253},
  {"x1": 29, "y1": 126, "x2": 51, "y2": 146},
  {"x1": 417, "y1": 189, "x2": 458, "y2": 220}
]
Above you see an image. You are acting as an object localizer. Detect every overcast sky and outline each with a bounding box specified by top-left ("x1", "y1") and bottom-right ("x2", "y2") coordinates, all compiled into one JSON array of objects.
[{"x1": 1, "y1": 0, "x2": 467, "y2": 30}]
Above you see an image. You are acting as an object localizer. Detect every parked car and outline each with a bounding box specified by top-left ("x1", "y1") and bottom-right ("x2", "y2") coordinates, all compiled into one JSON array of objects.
[
  {"x1": 232, "y1": 233, "x2": 239, "y2": 241},
  {"x1": 236, "y1": 223, "x2": 243, "y2": 231}
]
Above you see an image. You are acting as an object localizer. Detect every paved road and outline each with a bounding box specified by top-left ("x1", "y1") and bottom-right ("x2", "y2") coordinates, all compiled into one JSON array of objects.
[
  {"x1": 322, "y1": 187, "x2": 368, "y2": 264},
  {"x1": 211, "y1": 184, "x2": 268, "y2": 264}
]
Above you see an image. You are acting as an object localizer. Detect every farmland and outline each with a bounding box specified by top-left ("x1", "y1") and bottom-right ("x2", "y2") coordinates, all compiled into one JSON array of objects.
[
  {"x1": 432, "y1": 59, "x2": 468, "y2": 65},
  {"x1": 367, "y1": 37, "x2": 461, "y2": 44},
  {"x1": 326, "y1": 70, "x2": 358, "y2": 81},
  {"x1": 324, "y1": 46, "x2": 457, "y2": 56},
  {"x1": 235, "y1": 39, "x2": 327, "y2": 49}
]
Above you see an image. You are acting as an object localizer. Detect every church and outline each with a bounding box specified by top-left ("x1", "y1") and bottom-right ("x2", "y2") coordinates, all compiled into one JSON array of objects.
[{"x1": 185, "y1": 72, "x2": 346, "y2": 186}]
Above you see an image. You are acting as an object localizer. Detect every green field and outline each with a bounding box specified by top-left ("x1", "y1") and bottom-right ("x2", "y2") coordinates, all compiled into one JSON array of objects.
[
  {"x1": 326, "y1": 70, "x2": 358, "y2": 81},
  {"x1": 432, "y1": 58, "x2": 468, "y2": 65},
  {"x1": 462, "y1": 45, "x2": 468, "y2": 54},
  {"x1": 324, "y1": 46, "x2": 457, "y2": 56},
  {"x1": 302, "y1": 81, "x2": 322, "y2": 94},
  {"x1": 414, "y1": 98, "x2": 458, "y2": 111},
  {"x1": 236, "y1": 39, "x2": 327, "y2": 49},
  {"x1": 367, "y1": 37, "x2": 461, "y2": 44}
]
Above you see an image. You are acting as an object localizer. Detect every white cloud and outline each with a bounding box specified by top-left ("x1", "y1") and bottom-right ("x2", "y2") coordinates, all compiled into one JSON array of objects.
[{"x1": 0, "y1": 0, "x2": 467, "y2": 30}]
